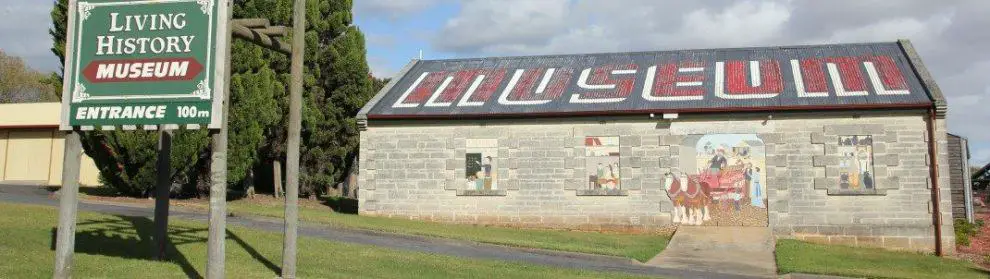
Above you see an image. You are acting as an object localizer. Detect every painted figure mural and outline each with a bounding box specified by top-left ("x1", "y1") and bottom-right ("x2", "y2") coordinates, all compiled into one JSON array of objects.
[
  {"x1": 664, "y1": 134, "x2": 768, "y2": 226},
  {"x1": 585, "y1": 136, "x2": 621, "y2": 192},
  {"x1": 838, "y1": 135, "x2": 875, "y2": 190},
  {"x1": 465, "y1": 139, "x2": 498, "y2": 190}
]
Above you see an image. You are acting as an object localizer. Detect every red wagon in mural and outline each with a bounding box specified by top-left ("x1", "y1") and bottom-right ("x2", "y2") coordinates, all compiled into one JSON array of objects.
[{"x1": 693, "y1": 165, "x2": 747, "y2": 201}]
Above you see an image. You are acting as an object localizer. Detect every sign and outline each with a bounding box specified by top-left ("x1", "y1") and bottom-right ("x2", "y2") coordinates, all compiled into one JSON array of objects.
[
  {"x1": 365, "y1": 42, "x2": 933, "y2": 118},
  {"x1": 60, "y1": 0, "x2": 228, "y2": 130}
]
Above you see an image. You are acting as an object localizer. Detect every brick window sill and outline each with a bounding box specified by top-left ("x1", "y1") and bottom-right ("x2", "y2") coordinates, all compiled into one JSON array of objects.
[
  {"x1": 576, "y1": 189, "x2": 628, "y2": 196},
  {"x1": 456, "y1": 189, "x2": 507, "y2": 196},
  {"x1": 827, "y1": 189, "x2": 887, "y2": 196}
]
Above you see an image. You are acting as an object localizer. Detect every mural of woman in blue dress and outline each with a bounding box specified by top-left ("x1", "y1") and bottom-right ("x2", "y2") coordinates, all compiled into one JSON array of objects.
[{"x1": 749, "y1": 167, "x2": 763, "y2": 207}]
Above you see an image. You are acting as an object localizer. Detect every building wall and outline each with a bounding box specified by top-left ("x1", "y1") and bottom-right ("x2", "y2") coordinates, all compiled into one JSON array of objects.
[
  {"x1": 947, "y1": 134, "x2": 970, "y2": 220},
  {"x1": 358, "y1": 110, "x2": 954, "y2": 253},
  {"x1": 0, "y1": 103, "x2": 101, "y2": 186},
  {"x1": 0, "y1": 130, "x2": 7, "y2": 180},
  {"x1": 0, "y1": 128, "x2": 101, "y2": 186}
]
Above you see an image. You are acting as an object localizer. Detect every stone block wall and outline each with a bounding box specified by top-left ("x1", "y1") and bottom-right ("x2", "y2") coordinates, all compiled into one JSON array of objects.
[{"x1": 358, "y1": 110, "x2": 954, "y2": 252}]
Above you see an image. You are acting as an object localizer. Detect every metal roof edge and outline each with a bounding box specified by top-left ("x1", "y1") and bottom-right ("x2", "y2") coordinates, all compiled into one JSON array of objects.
[
  {"x1": 356, "y1": 59, "x2": 420, "y2": 130},
  {"x1": 366, "y1": 102, "x2": 932, "y2": 121},
  {"x1": 898, "y1": 39, "x2": 948, "y2": 118},
  {"x1": 0, "y1": 124, "x2": 60, "y2": 129},
  {"x1": 412, "y1": 41, "x2": 902, "y2": 63}
]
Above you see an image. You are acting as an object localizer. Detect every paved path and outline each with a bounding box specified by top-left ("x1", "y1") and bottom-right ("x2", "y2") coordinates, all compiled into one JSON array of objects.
[
  {"x1": 648, "y1": 226, "x2": 778, "y2": 278},
  {"x1": 0, "y1": 184, "x2": 763, "y2": 279}
]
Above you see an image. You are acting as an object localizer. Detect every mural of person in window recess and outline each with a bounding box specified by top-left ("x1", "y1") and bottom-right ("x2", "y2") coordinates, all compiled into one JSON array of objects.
[
  {"x1": 465, "y1": 152, "x2": 497, "y2": 191},
  {"x1": 482, "y1": 156, "x2": 494, "y2": 190},
  {"x1": 838, "y1": 136, "x2": 875, "y2": 190}
]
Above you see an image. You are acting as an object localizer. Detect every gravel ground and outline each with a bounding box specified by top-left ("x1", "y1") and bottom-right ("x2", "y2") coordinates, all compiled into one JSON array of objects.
[
  {"x1": 956, "y1": 209, "x2": 990, "y2": 268},
  {"x1": 701, "y1": 198, "x2": 769, "y2": 227}
]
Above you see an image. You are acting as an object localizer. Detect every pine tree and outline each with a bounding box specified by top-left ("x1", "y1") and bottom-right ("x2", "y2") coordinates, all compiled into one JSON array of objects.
[{"x1": 237, "y1": 0, "x2": 375, "y2": 195}]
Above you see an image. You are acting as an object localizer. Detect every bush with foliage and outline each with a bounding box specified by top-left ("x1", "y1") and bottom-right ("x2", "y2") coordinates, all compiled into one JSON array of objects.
[{"x1": 954, "y1": 218, "x2": 984, "y2": 246}]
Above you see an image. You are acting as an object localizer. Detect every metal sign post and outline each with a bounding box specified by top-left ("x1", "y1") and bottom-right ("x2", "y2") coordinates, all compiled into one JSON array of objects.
[{"x1": 55, "y1": 1, "x2": 230, "y2": 278}]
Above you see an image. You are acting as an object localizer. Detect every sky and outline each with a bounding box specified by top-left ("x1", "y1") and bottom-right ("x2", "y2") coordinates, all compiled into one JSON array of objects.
[{"x1": 2, "y1": 0, "x2": 987, "y2": 166}]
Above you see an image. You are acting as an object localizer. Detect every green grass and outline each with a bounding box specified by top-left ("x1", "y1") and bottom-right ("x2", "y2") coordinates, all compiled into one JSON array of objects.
[
  {"x1": 0, "y1": 202, "x2": 652, "y2": 278},
  {"x1": 219, "y1": 198, "x2": 669, "y2": 262},
  {"x1": 776, "y1": 239, "x2": 989, "y2": 279}
]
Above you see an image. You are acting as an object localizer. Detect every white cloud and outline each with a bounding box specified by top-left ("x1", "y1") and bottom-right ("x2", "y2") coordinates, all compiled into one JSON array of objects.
[
  {"x1": 972, "y1": 148, "x2": 990, "y2": 166},
  {"x1": 367, "y1": 56, "x2": 399, "y2": 78},
  {"x1": 677, "y1": 1, "x2": 792, "y2": 47},
  {"x1": 0, "y1": 1, "x2": 59, "y2": 73},
  {"x1": 354, "y1": 0, "x2": 444, "y2": 19},
  {"x1": 814, "y1": 12, "x2": 954, "y2": 46},
  {"x1": 434, "y1": 0, "x2": 572, "y2": 53}
]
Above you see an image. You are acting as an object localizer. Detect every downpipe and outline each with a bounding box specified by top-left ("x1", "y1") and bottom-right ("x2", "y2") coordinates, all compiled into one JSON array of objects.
[{"x1": 926, "y1": 108, "x2": 943, "y2": 257}]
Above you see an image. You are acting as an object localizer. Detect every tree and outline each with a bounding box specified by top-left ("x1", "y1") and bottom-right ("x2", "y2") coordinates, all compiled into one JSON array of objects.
[
  {"x1": 0, "y1": 50, "x2": 58, "y2": 103},
  {"x1": 373, "y1": 77, "x2": 390, "y2": 92},
  {"x1": 236, "y1": 0, "x2": 375, "y2": 196}
]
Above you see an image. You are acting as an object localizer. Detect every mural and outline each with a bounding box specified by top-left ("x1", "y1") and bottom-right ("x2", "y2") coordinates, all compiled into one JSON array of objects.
[
  {"x1": 838, "y1": 135, "x2": 875, "y2": 190},
  {"x1": 465, "y1": 139, "x2": 498, "y2": 190},
  {"x1": 585, "y1": 136, "x2": 621, "y2": 192},
  {"x1": 664, "y1": 134, "x2": 768, "y2": 226}
]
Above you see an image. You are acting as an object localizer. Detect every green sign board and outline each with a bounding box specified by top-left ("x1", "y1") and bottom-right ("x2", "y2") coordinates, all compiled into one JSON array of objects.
[{"x1": 60, "y1": 0, "x2": 228, "y2": 130}]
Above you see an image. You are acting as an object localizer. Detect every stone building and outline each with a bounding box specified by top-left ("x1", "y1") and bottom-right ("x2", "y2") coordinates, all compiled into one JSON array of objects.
[{"x1": 356, "y1": 40, "x2": 954, "y2": 254}]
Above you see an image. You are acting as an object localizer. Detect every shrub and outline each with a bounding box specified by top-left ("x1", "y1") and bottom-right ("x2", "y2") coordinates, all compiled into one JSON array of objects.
[{"x1": 954, "y1": 219, "x2": 983, "y2": 246}]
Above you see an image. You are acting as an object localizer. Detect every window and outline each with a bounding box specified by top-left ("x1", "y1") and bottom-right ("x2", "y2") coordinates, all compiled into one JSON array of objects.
[
  {"x1": 465, "y1": 139, "x2": 498, "y2": 191},
  {"x1": 585, "y1": 136, "x2": 621, "y2": 191},
  {"x1": 838, "y1": 135, "x2": 875, "y2": 190}
]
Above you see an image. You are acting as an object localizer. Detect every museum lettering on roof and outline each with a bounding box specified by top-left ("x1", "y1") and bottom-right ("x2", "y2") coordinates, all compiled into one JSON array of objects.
[{"x1": 355, "y1": 40, "x2": 957, "y2": 253}]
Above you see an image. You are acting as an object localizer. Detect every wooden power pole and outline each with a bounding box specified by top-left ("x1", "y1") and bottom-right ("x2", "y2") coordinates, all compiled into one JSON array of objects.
[
  {"x1": 206, "y1": 2, "x2": 234, "y2": 278},
  {"x1": 282, "y1": 0, "x2": 306, "y2": 277},
  {"x1": 153, "y1": 130, "x2": 173, "y2": 260},
  {"x1": 53, "y1": 130, "x2": 82, "y2": 279}
]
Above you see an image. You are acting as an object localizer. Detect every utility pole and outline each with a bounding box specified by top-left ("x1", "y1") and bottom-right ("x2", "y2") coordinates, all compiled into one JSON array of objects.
[
  {"x1": 53, "y1": 130, "x2": 82, "y2": 279},
  {"x1": 206, "y1": 1, "x2": 234, "y2": 277},
  {"x1": 153, "y1": 130, "x2": 173, "y2": 260},
  {"x1": 282, "y1": 0, "x2": 306, "y2": 277}
]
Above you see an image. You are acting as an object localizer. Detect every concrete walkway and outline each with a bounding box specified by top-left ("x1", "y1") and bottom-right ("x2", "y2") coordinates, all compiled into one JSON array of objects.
[
  {"x1": 647, "y1": 226, "x2": 778, "y2": 278},
  {"x1": 0, "y1": 184, "x2": 764, "y2": 279}
]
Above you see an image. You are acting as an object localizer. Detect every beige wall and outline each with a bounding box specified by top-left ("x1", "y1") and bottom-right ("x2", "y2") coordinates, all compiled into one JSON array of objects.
[
  {"x1": 0, "y1": 131, "x2": 6, "y2": 180},
  {"x1": 3, "y1": 130, "x2": 54, "y2": 182},
  {"x1": 0, "y1": 103, "x2": 62, "y2": 127},
  {"x1": 0, "y1": 103, "x2": 100, "y2": 186},
  {"x1": 0, "y1": 128, "x2": 101, "y2": 186}
]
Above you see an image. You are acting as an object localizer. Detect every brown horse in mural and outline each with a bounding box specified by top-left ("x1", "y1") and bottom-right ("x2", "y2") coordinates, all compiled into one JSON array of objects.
[{"x1": 663, "y1": 172, "x2": 713, "y2": 225}]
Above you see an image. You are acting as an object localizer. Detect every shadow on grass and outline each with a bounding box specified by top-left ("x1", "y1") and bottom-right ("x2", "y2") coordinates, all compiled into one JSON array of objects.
[
  {"x1": 319, "y1": 196, "x2": 358, "y2": 214},
  {"x1": 51, "y1": 216, "x2": 281, "y2": 278}
]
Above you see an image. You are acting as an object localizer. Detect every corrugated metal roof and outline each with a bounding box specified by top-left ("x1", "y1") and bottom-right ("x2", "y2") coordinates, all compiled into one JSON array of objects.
[{"x1": 361, "y1": 42, "x2": 934, "y2": 119}]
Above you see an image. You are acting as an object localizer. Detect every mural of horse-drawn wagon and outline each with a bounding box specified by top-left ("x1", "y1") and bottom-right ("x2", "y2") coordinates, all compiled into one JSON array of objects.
[{"x1": 665, "y1": 134, "x2": 769, "y2": 227}]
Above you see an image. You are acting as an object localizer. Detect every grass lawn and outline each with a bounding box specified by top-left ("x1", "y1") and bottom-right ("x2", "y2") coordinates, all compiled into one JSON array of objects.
[
  {"x1": 215, "y1": 197, "x2": 670, "y2": 262},
  {"x1": 0, "y1": 202, "x2": 652, "y2": 278},
  {"x1": 72, "y1": 187, "x2": 670, "y2": 262},
  {"x1": 776, "y1": 239, "x2": 990, "y2": 279}
]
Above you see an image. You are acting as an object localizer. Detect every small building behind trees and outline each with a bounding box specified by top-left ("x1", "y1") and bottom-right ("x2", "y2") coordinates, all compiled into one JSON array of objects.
[{"x1": 0, "y1": 102, "x2": 100, "y2": 186}]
